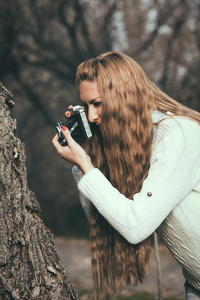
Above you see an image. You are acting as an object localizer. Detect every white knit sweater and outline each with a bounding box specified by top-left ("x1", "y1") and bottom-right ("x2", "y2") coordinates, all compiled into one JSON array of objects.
[{"x1": 72, "y1": 115, "x2": 200, "y2": 291}]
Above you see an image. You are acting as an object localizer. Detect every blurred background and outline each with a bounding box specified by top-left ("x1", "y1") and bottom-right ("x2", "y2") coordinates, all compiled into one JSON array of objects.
[{"x1": 0, "y1": 0, "x2": 200, "y2": 238}]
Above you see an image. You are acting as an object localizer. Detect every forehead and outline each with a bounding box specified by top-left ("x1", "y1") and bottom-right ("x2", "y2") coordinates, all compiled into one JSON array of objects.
[{"x1": 79, "y1": 80, "x2": 100, "y2": 102}]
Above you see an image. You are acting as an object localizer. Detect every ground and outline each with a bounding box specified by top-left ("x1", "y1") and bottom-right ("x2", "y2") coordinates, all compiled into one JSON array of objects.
[{"x1": 54, "y1": 237, "x2": 185, "y2": 299}]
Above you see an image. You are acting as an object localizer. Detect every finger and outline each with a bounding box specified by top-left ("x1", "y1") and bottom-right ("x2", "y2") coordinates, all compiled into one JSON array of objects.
[
  {"x1": 52, "y1": 134, "x2": 62, "y2": 151},
  {"x1": 68, "y1": 105, "x2": 73, "y2": 110},
  {"x1": 62, "y1": 126, "x2": 75, "y2": 146},
  {"x1": 65, "y1": 110, "x2": 71, "y2": 118},
  {"x1": 52, "y1": 133, "x2": 59, "y2": 143}
]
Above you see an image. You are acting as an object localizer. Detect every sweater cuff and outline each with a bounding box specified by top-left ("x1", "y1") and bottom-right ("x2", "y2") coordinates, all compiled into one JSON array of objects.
[
  {"x1": 77, "y1": 168, "x2": 106, "y2": 190},
  {"x1": 77, "y1": 168, "x2": 120, "y2": 212},
  {"x1": 72, "y1": 165, "x2": 99, "y2": 186}
]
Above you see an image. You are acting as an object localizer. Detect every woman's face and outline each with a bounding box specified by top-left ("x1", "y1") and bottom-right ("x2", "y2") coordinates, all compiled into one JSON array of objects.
[{"x1": 79, "y1": 80, "x2": 102, "y2": 130}]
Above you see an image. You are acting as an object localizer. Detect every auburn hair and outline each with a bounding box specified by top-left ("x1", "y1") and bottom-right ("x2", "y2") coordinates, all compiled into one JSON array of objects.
[{"x1": 75, "y1": 51, "x2": 200, "y2": 299}]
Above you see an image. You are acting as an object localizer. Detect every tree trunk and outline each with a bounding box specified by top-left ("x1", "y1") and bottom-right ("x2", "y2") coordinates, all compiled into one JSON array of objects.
[{"x1": 0, "y1": 83, "x2": 77, "y2": 299}]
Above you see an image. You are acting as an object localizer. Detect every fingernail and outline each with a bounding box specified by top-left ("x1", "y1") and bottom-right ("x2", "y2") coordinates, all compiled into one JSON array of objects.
[
  {"x1": 62, "y1": 126, "x2": 67, "y2": 131},
  {"x1": 66, "y1": 112, "x2": 71, "y2": 117}
]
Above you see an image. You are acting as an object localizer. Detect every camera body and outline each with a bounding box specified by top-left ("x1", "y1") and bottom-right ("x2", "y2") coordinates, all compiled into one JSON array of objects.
[{"x1": 56, "y1": 105, "x2": 93, "y2": 146}]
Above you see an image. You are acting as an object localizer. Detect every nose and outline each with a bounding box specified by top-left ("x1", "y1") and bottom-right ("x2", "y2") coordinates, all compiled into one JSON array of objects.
[{"x1": 88, "y1": 106, "x2": 98, "y2": 123}]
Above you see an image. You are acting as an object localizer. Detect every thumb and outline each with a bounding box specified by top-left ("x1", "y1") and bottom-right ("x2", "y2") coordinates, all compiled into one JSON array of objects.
[{"x1": 62, "y1": 126, "x2": 74, "y2": 146}]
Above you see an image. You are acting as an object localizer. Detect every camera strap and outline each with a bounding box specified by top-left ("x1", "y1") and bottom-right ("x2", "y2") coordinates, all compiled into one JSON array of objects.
[{"x1": 70, "y1": 121, "x2": 78, "y2": 134}]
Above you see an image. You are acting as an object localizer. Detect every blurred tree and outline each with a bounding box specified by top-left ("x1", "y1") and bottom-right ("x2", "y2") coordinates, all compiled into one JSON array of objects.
[
  {"x1": 0, "y1": 0, "x2": 199, "y2": 236},
  {"x1": 123, "y1": 0, "x2": 200, "y2": 109},
  {"x1": 0, "y1": 0, "x2": 119, "y2": 236}
]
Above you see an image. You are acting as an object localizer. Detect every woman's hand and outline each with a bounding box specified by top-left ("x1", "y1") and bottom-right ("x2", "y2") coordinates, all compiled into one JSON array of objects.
[
  {"x1": 52, "y1": 126, "x2": 94, "y2": 174},
  {"x1": 65, "y1": 105, "x2": 73, "y2": 118}
]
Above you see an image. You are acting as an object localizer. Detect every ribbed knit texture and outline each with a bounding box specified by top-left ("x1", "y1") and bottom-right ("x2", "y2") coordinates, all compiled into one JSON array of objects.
[{"x1": 72, "y1": 116, "x2": 200, "y2": 290}]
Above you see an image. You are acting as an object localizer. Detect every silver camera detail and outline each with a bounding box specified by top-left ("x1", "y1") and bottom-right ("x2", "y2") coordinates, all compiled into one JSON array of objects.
[{"x1": 56, "y1": 105, "x2": 93, "y2": 146}]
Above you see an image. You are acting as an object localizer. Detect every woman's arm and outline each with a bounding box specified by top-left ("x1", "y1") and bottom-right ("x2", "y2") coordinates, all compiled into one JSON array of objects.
[{"x1": 76, "y1": 118, "x2": 200, "y2": 244}]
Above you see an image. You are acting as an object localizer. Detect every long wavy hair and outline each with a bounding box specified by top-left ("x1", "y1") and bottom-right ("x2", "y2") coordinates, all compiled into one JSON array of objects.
[{"x1": 75, "y1": 51, "x2": 200, "y2": 299}]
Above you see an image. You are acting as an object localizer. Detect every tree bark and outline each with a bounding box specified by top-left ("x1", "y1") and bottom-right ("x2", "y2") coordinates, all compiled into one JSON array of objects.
[{"x1": 0, "y1": 82, "x2": 77, "y2": 299}]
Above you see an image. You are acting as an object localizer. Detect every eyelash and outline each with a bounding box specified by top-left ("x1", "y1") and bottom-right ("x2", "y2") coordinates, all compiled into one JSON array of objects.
[
  {"x1": 93, "y1": 102, "x2": 102, "y2": 107},
  {"x1": 82, "y1": 102, "x2": 102, "y2": 108}
]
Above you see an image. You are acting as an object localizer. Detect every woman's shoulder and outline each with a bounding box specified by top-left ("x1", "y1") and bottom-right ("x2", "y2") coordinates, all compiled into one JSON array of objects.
[
  {"x1": 153, "y1": 114, "x2": 200, "y2": 154},
  {"x1": 158, "y1": 114, "x2": 200, "y2": 138}
]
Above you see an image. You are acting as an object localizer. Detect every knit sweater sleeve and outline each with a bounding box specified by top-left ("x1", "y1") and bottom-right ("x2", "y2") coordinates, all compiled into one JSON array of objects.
[{"x1": 76, "y1": 118, "x2": 200, "y2": 244}]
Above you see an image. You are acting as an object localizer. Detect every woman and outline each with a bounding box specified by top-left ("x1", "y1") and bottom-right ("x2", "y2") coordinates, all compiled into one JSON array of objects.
[{"x1": 52, "y1": 51, "x2": 200, "y2": 300}]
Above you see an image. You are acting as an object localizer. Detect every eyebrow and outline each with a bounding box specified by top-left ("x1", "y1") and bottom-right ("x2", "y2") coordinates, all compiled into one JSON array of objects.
[{"x1": 81, "y1": 96, "x2": 101, "y2": 104}]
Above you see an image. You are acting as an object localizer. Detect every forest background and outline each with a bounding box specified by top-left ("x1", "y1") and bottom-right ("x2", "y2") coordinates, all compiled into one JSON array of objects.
[{"x1": 0, "y1": 0, "x2": 200, "y2": 238}]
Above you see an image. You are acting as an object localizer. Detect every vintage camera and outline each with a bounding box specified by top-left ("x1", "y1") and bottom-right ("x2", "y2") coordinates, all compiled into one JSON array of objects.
[{"x1": 56, "y1": 105, "x2": 94, "y2": 146}]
